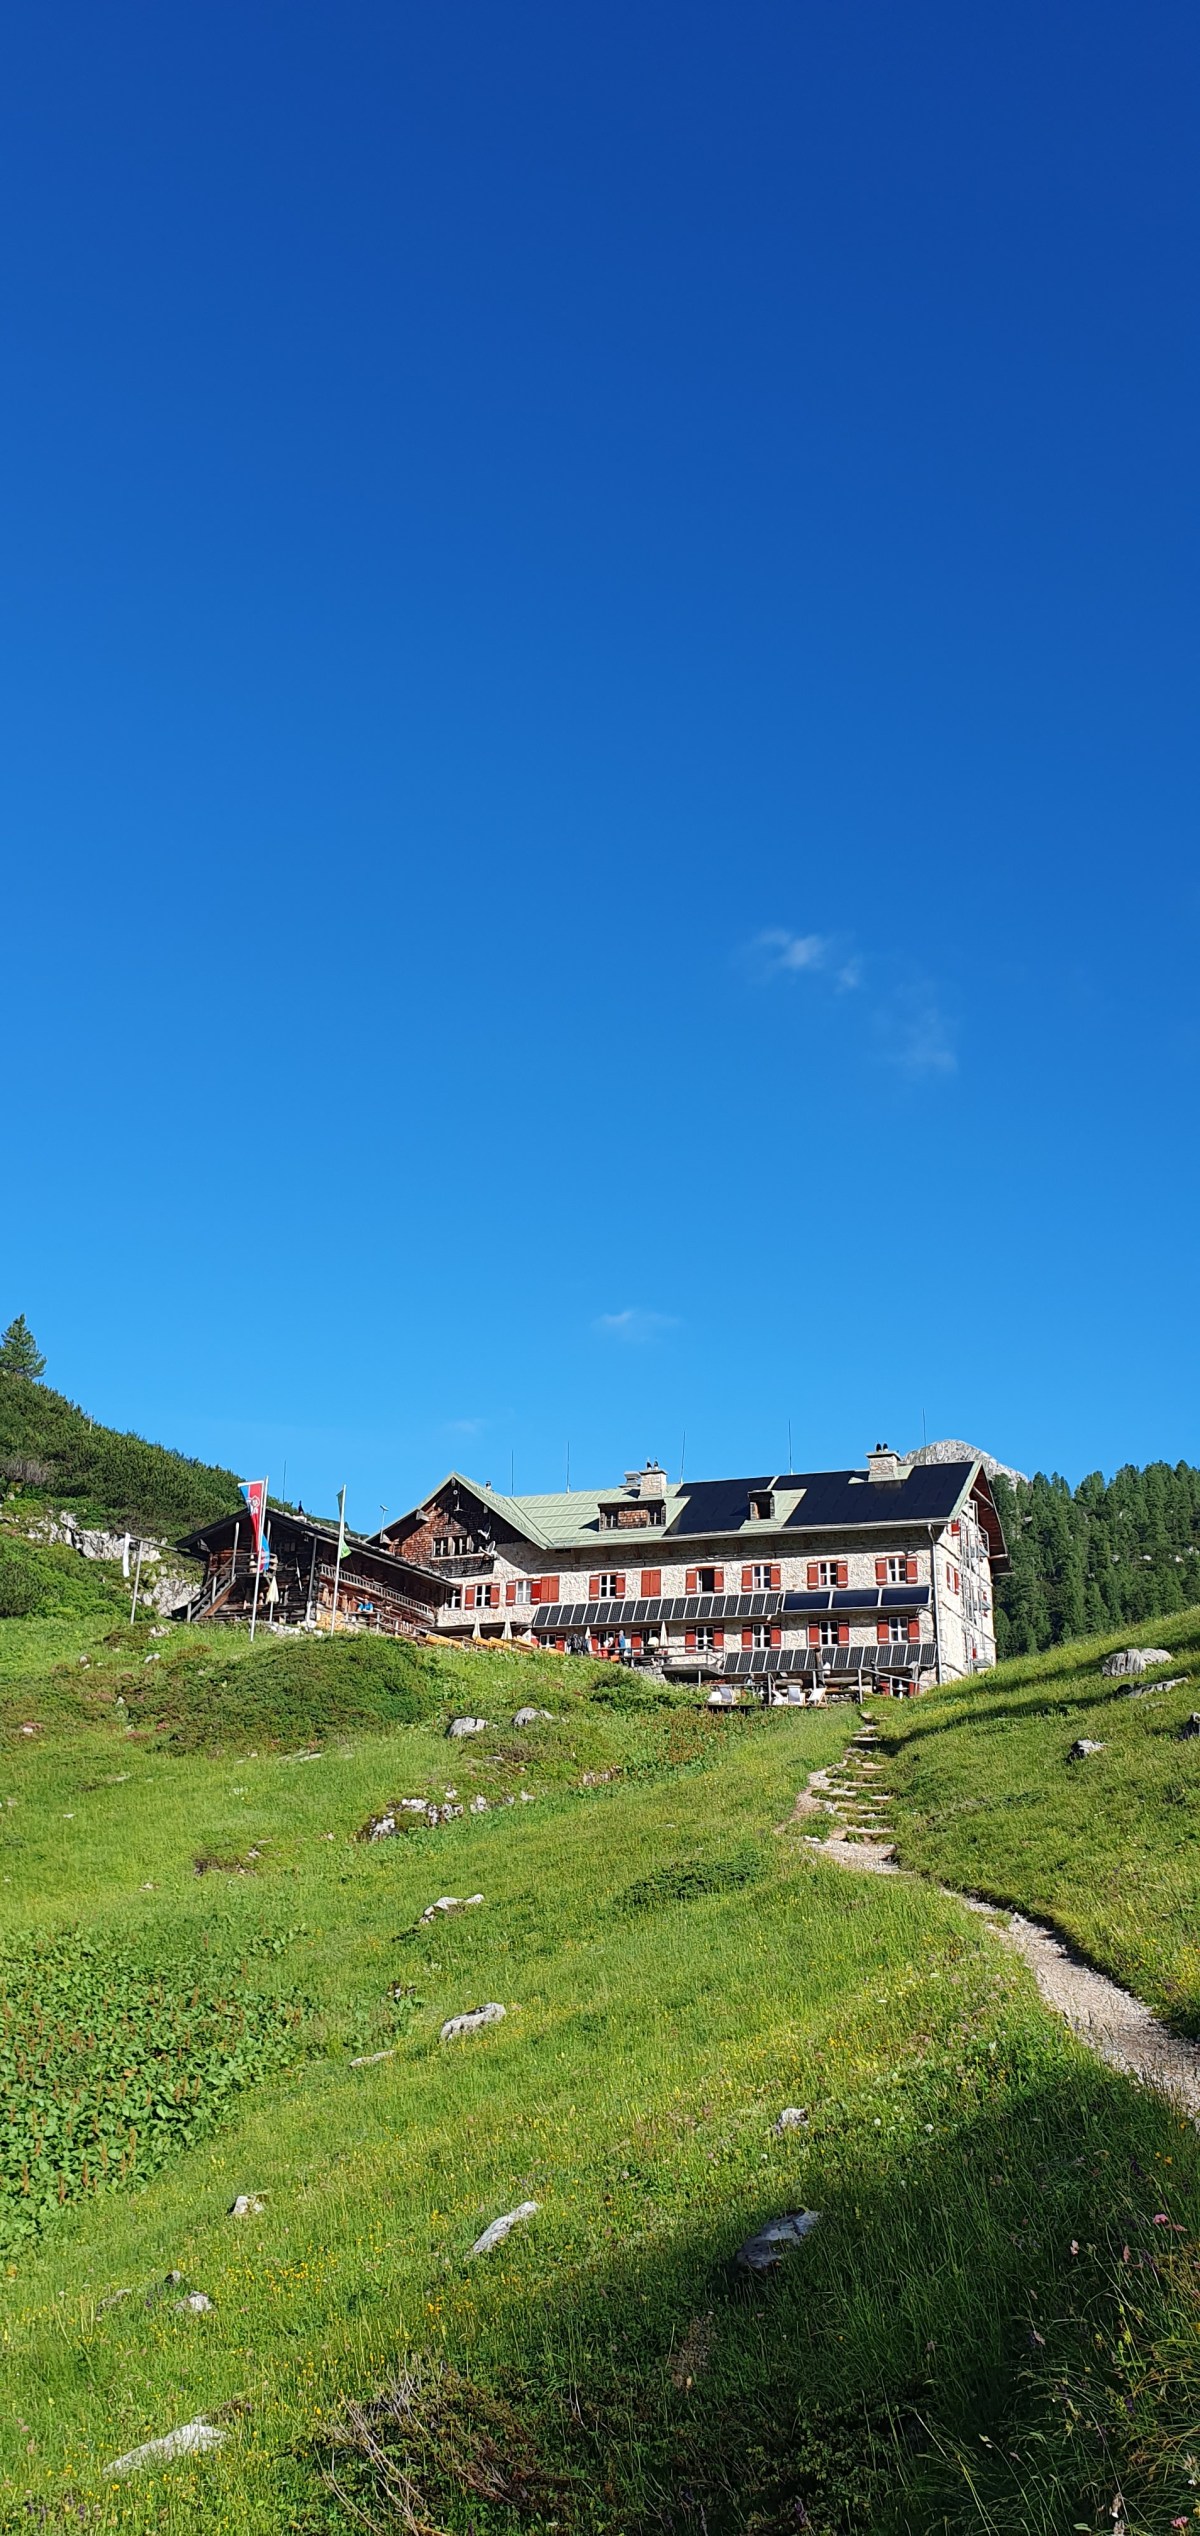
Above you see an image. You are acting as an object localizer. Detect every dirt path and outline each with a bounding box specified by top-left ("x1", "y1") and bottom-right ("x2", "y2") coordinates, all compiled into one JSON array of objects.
[{"x1": 792, "y1": 1724, "x2": 1200, "y2": 2120}]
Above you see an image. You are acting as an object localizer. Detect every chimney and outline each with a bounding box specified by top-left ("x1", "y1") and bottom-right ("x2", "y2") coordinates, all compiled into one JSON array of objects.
[
  {"x1": 625, "y1": 1460, "x2": 667, "y2": 1497},
  {"x1": 866, "y1": 1442, "x2": 903, "y2": 1483}
]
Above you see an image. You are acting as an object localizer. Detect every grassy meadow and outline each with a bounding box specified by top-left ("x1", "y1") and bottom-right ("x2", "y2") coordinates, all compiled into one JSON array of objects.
[
  {"x1": 878, "y1": 1609, "x2": 1200, "y2": 2034},
  {"x1": 0, "y1": 1596, "x2": 1198, "y2": 2534}
]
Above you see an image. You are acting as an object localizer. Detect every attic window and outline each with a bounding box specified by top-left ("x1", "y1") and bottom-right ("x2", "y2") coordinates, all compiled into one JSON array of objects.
[{"x1": 748, "y1": 1491, "x2": 774, "y2": 1522}]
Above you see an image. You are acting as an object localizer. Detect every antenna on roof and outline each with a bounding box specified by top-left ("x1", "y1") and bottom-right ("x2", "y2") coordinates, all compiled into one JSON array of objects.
[
  {"x1": 510, "y1": 1449, "x2": 515, "y2": 1495},
  {"x1": 565, "y1": 1439, "x2": 570, "y2": 1493},
  {"x1": 787, "y1": 1418, "x2": 793, "y2": 1471},
  {"x1": 922, "y1": 1406, "x2": 927, "y2": 1448},
  {"x1": 679, "y1": 1428, "x2": 686, "y2": 1484}
]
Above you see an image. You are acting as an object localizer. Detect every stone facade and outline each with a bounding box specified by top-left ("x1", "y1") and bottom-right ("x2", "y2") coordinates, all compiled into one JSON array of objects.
[{"x1": 384, "y1": 1451, "x2": 1005, "y2": 1694}]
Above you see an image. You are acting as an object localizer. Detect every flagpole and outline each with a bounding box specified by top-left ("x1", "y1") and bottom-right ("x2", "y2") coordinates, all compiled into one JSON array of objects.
[
  {"x1": 330, "y1": 1485, "x2": 346, "y2": 1635},
  {"x1": 249, "y1": 1474, "x2": 268, "y2": 1641}
]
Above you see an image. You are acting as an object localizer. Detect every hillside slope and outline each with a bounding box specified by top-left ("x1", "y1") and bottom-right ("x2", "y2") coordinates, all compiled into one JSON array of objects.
[
  {"x1": 0, "y1": 1371, "x2": 242, "y2": 1538},
  {"x1": 1, "y1": 1607, "x2": 1199, "y2": 2534},
  {"x1": 878, "y1": 1610, "x2": 1200, "y2": 2035}
]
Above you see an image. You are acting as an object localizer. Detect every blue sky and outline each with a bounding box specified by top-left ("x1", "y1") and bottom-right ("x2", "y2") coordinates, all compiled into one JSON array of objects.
[{"x1": 3, "y1": 1, "x2": 1197, "y2": 1520}]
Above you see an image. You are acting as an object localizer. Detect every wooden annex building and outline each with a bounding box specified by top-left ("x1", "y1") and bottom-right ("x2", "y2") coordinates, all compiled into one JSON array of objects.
[{"x1": 177, "y1": 1506, "x2": 445, "y2": 1638}]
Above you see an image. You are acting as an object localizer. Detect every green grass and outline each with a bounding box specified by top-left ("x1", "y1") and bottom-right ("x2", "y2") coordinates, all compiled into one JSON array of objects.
[
  {"x1": 0, "y1": 1609, "x2": 1198, "y2": 2534},
  {"x1": 879, "y1": 1607, "x2": 1200, "y2": 2034}
]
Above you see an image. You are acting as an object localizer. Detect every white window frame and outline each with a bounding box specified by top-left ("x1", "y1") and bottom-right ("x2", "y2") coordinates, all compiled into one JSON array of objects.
[
  {"x1": 751, "y1": 1621, "x2": 772, "y2": 1651},
  {"x1": 693, "y1": 1624, "x2": 716, "y2": 1652},
  {"x1": 818, "y1": 1618, "x2": 840, "y2": 1647},
  {"x1": 817, "y1": 1559, "x2": 840, "y2": 1587},
  {"x1": 597, "y1": 1572, "x2": 620, "y2": 1599},
  {"x1": 885, "y1": 1554, "x2": 909, "y2": 1585},
  {"x1": 751, "y1": 1562, "x2": 774, "y2": 1590},
  {"x1": 887, "y1": 1614, "x2": 909, "y2": 1642}
]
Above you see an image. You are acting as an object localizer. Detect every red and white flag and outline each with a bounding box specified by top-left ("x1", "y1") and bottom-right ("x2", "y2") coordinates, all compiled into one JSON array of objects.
[{"x1": 239, "y1": 1478, "x2": 270, "y2": 1572}]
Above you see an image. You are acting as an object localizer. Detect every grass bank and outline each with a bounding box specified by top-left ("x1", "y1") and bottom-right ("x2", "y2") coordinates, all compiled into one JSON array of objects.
[
  {"x1": 878, "y1": 1608, "x2": 1200, "y2": 2035},
  {"x1": 1, "y1": 1610, "x2": 1198, "y2": 2533}
]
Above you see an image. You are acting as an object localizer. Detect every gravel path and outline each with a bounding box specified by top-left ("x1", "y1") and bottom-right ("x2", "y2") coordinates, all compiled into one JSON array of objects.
[{"x1": 793, "y1": 1734, "x2": 1200, "y2": 2118}]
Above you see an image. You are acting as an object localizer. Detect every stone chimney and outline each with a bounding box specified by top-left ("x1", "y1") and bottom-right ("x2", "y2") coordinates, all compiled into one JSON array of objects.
[
  {"x1": 625, "y1": 1461, "x2": 667, "y2": 1497},
  {"x1": 866, "y1": 1442, "x2": 903, "y2": 1483}
]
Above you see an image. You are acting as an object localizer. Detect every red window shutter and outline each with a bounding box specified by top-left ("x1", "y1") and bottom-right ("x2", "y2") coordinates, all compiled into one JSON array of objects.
[
  {"x1": 712, "y1": 1567, "x2": 724, "y2": 1592},
  {"x1": 838, "y1": 1622, "x2": 849, "y2": 1644},
  {"x1": 770, "y1": 1562, "x2": 781, "y2": 1589},
  {"x1": 907, "y1": 1617, "x2": 920, "y2": 1641},
  {"x1": 505, "y1": 1582, "x2": 516, "y2": 1605},
  {"x1": 589, "y1": 1576, "x2": 600, "y2": 1599},
  {"x1": 714, "y1": 1629, "x2": 724, "y2": 1649},
  {"x1": 875, "y1": 1557, "x2": 887, "y2": 1585},
  {"x1": 741, "y1": 1565, "x2": 752, "y2": 1591},
  {"x1": 771, "y1": 1625, "x2": 781, "y2": 1647},
  {"x1": 837, "y1": 1560, "x2": 848, "y2": 1588},
  {"x1": 641, "y1": 1569, "x2": 661, "y2": 1598},
  {"x1": 742, "y1": 1628, "x2": 752, "y2": 1649},
  {"x1": 555, "y1": 1635, "x2": 565, "y2": 1653},
  {"x1": 615, "y1": 1574, "x2": 626, "y2": 1598},
  {"x1": 906, "y1": 1557, "x2": 918, "y2": 1584},
  {"x1": 685, "y1": 1629, "x2": 696, "y2": 1652},
  {"x1": 686, "y1": 1568, "x2": 698, "y2": 1593},
  {"x1": 950, "y1": 1520, "x2": 960, "y2": 1538},
  {"x1": 877, "y1": 1620, "x2": 889, "y2": 1643},
  {"x1": 807, "y1": 1562, "x2": 819, "y2": 1588},
  {"x1": 807, "y1": 1623, "x2": 820, "y2": 1646},
  {"x1": 632, "y1": 1632, "x2": 643, "y2": 1653}
]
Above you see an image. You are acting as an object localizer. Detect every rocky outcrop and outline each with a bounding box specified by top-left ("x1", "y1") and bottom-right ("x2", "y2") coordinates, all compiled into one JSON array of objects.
[{"x1": 16, "y1": 1510, "x2": 200, "y2": 1615}]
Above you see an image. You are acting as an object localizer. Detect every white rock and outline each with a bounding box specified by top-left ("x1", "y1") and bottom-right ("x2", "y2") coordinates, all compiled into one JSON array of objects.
[
  {"x1": 1101, "y1": 1646, "x2": 1173, "y2": 1677},
  {"x1": 440, "y1": 2002, "x2": 506, "y2": 2042},
  {"x1": 175, "y1": 2292, "x2": 214, "y2": 2313},
  {"x1": 519, "y1": 1790, "x2": 536, "y2": 1803},
  {"x1": 350, "y1": 2047, "x2": 396, "y2": 2067},
  {"x1": 772, "y1": 2108, "x2": 809, "y2": 2136},
  {"x1": 469, "y1": 2200, "x2": 539, "y2": 2255},
  {"x1": 1067, "y1": 1739, "x2": 1106, "y2": 1761},
  {"x1": 448, "y1": 1717, "x2": 487, "y2": 1738},
  {"x1": 470, "y1": 1795, "x2": 488, "y2": 1813},
  {"x1": 733, "y1": 2210, "x2": 821, "y2": 2274},
  {"x1": 419, "y1": 1894, "x2": 484, "y2": 1923},
  {"x1": 105, "y1": 2419, "x2": 227, "y2": 2475},
  {"x1": 228, "y1": 2194, "x2": 266, "y2": 2218},
  {"x1": 513, "y1": 1707, "x2": 554, "y2": 1727}
]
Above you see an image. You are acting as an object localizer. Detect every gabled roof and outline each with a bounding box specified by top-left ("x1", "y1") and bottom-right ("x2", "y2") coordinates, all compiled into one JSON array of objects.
[{"x1": 381, "y1": 1461, "x2": 1008, "y2": 1564}]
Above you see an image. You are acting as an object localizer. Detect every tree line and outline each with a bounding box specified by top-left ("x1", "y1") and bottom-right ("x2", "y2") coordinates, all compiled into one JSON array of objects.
[{"x1": 990, "y1": 1462, "x2": 1200, "y2": 1657}]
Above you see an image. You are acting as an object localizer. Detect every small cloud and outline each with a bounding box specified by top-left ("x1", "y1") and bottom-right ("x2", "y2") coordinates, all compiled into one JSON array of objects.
[
  {"x1": 594, "y1": 1308, "x2": 679, "y2": 1345},
  {"x1": 879, "y1": 996, "x2": 957, "y2": 1078},
  {"x1": 445, "y1": 1416, "x2": 485, "y2": 1436},
  {"x1": 750, "y1": 929, "x2": 861, "y2": 989}
]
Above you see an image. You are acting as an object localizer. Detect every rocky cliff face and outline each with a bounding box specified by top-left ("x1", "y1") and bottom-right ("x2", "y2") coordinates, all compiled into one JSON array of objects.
[
  {"x1": 15, "y1": 1510, "x2": 201, "y2": 1615},
  {"x1": 905, "y1": 1439, "x2": 1029, "y2": 1488}
]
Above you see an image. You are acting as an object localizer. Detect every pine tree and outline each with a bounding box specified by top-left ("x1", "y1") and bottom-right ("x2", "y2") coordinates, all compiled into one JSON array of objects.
[{"x1": 0, "y1": 1315, "x2": 45, "y2": 1380}]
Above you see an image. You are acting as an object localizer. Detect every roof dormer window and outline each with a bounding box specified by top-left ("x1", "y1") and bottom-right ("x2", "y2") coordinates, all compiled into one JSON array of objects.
[{"x1": 748, "y1": 1490, "x2": 774, "y2": 1522}]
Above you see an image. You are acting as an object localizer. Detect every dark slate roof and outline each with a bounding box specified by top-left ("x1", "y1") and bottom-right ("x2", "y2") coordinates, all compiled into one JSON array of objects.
[{"x1": 664, "y1": 1463, "x2": 980, "y2": 1538}]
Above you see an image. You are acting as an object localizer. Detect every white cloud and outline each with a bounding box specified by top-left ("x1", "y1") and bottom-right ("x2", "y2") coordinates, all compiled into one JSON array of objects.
[
  {"x1": 445, "y1": 1416, "x2": 485, "y2": 1435},
  {"x1": 879, "y1": 997, "x2": 957, "y2": 1078},
  {"x1": 751, "y1": 929, "x2": 860, "y2": 989},
  {"x1": 594, "y1": 1308, "x2": 679, "y2": 1344}
]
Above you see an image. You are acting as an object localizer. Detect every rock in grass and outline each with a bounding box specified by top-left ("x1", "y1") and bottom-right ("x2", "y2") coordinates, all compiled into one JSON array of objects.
[
  {"x1": 418, "y1": 1894, "x2": 484, "y2": 1925},
  {"x1": 1178, "y1": 1714, "x2": 1200, "y2": 1740},
  {"x1": 733, "y1": 2211, "x2": 821, "y2": 2275},
  {"x1": 513, "y1": 1707, "x2": 554, "y2": 1727},
  {"x1": 772, "y1": 2107, "x2": 808, "y2": 2136},
  {"x1": 175, "y1": 2292, "x2": 214, "y2": 2314},
  {"x1": 228, "y1": 2194, "x2": 266, "y2": 2218},
  {"x1": 440, "y1": 2002, "x2": 506, "y2": 2042},
  {"x1": 105, "y1": 2418, "x2": 227, "y2": 2474},
  {"x1": 448, "y1": 1717, "x2": 487, "y2": 1739},
  {"x1": 1067, "y1": 1739, "x2": 1106, "y2": 1761},
  {"x1": 1101, "y1": 1647, "x2": 1172, "y2": 1677},
  {"x1": 350, "y1": 2047, "x2": 396, "y2": 2068},
  {"x1": 469, "y1": 2200, "x2": 539, "y2": 2255}
]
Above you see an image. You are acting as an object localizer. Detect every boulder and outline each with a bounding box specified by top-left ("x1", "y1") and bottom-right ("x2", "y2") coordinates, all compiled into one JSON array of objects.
[
  {"x1": 1067, "y1": 1739, "x2": 1106, "y2": 1761},
  {"x1": 350, "y1": 2047, "x2": 396, "y2": 2068},
  {"x1": 448, "y1": 1717, "x2": 487, "y2": 1739},
  {"x1": 469, "y1": 2200, "x2": 539, "y2": 2256},
  {"x1": 1101, "y1": 1648, "x2": 1173, "y2": 1678},
  {"x1": 513, "y1": 1707, "x2": 554, "y2": 1727},
  {"x1": 175, "y1": 2292, "x2": 214, "y2": 2314},
  {"x1": 733, "y1": 2210, "x2": 821, "y2": 2275},
  {"x1": 772, "y1": 2108, "x2": 809, "y2": 2136},
  {"x1": 106, "y1": 2419, "x2": 227, "y2": 2475},
  {"x1": 228, "y1": 2194, "x2": 266, "y2": 2218},
  {"x1": 440, "y1": 2002, "x2": 506, "y2": 2042},
  {"x1": 1178, "y1": 1714, "x2": 1200, "y2": 1741},
  {"x1": 417, "y1": 1894, "x2": 484, "y2": 1925}
]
